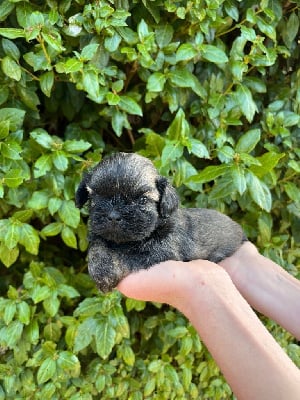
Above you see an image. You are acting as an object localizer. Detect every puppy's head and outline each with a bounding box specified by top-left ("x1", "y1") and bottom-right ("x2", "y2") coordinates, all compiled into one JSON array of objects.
[{"x1": 76, "y1": 152, "x2": 179, "y2": 243}]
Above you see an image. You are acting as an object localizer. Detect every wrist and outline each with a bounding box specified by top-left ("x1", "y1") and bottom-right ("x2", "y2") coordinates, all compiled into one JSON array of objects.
[{"x1": 172, "y1": 260, "x2": 233, "y2": 314}]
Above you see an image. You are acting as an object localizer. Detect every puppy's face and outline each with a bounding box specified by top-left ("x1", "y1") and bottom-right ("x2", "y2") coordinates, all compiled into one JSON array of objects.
[{"x1": 76, "y1": 153, "x2": 179, "y2": 243}]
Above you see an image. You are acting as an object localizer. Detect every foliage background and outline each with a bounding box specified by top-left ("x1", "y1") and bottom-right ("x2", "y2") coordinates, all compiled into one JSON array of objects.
[{"x1": 0, "y1": 0, "x2": 299, "y2": 398}]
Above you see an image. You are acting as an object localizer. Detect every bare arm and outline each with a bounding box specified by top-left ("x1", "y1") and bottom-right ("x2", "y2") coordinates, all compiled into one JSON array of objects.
[
  {"x1": 219, "y1": 241, "x2": 300, "y2": 340},
  {"x1": 118, "y1": 260, "x2": 300, "y2": 400}
]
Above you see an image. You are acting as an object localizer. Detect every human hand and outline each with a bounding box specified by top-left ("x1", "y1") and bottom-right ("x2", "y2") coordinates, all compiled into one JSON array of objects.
[{"x1": 117, "y1": 259, "x2": 230, "y2": 311}]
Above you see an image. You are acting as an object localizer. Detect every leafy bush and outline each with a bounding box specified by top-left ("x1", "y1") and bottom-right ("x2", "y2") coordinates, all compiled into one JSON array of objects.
[{"x1": 0, "y1": 0, "x2": 299, "y2": 398}]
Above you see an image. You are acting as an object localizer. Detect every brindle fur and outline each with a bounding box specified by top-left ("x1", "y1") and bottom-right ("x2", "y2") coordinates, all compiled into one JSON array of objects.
[{"x1": 76, "y1": 152, "x2": 246, "y2": 293}]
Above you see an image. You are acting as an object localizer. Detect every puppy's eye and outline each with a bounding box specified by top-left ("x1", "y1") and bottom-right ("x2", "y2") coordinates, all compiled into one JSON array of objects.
[{"x1": 138, "y1": 196, "x2": 148, "y2": 205}]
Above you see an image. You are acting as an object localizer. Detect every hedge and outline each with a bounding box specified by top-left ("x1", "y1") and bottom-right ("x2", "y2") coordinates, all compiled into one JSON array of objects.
[{"x1": 0, "y1": 0, "x2": 299, "y2": 398}]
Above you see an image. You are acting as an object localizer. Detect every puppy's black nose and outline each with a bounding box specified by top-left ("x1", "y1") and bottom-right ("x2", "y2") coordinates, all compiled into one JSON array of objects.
[{"x1": 108, "y1": 210, "x2": 122, "y2": 222}]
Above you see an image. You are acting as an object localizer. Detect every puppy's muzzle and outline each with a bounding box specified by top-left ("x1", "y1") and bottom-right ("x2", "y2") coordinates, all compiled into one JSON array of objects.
[{"x1": 107, "y1": 210, "x2": 122, "y2": 222}]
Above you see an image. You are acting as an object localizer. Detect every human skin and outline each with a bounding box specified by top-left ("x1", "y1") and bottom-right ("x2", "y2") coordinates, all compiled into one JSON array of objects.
[
  {"x1": 117, "y1": 242, "x2": 300, "y2": 400},
  {"x1": 219, "y1": 241, "x2": 300, "y2": 340}
]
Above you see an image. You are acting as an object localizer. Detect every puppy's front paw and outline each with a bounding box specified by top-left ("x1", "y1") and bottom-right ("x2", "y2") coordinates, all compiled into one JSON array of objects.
[{"x1": 88, "y1": 244, "x2": 130, "y2": 293}]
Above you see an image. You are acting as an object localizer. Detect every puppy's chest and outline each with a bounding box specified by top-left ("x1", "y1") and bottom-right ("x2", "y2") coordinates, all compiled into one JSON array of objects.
[{"x1": 104, "y1": 236, "x2": 181, "y2": 271}]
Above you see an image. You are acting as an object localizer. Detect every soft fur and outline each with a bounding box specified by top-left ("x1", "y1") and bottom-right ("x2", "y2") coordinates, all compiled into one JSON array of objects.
[{"x1": 76, "y1": 152, "x2": 247, "y2": 293}]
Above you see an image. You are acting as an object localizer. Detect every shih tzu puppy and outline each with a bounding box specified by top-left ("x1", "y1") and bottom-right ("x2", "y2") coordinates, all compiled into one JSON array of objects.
[{"x1": 76, "y1": 152, "x2": 247, "y2": 293}]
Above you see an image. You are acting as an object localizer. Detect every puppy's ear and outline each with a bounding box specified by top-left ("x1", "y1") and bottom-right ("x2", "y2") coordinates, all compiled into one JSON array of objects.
[
  {"x1": 156, "y1": 177, "x2": 179, "y2": 218},
  {"x1": 75, "y1": 173, "x2": 92, "y2": 208}
]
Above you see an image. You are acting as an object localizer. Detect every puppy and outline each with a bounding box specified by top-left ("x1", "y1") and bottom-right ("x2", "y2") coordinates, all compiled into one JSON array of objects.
[{"x1": 76, "y1": 152, "x2": 247, "y2": 293}]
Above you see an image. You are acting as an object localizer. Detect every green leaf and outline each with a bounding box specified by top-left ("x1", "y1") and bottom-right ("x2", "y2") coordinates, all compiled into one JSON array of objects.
[
  {"x1": 161, "y1": 141, "x2": 184, "y2": 165},
  {"x1": 137, "y1": 19, "x2": 149, "y2": 41},
  {"x1": 41, "y1": 222, "x2": 63, "y2": 236},
  {"x1": 104, "y1": 33, "x2": 121, "y2": 52},
  {"x1": 57, "y1": 351, "x2": 80, "y2": 377},
  {"x1": 144, "y1": 378, "x2": 156, "y2": 397},
  {"x1": 112, "y1": 109, "x2": 129, "y2": 137},
  {"x1": 176, "y1": 43, "x2": 197, "y2": 62},
  {"x1": 13, "y1": 209, "x2": 33, "y2": 223},
  {"x1": 74, "y1": 297, "x2": 103, "y2": 317},
  {"x1": 34, "y1": 154, "x2": 53, "y2": 177},
  {"x1": 155, "y1": 24, "x2": 173, "y2": 48},
  {"x1": 3, "y1": 301, "x2": 17, "y2": 325},
  {"x1": 230, "y1": 165, "x2": 247, "y2": 195},
  {"x1": 168, "y1": 68, "x2": 205, "y2": 97},
  {"x1": 288, "y1": 160, "x2": 300, "y2": 173},
  {"x1": 29, "y1": 11, "x2": 44, "y2": 27},
  {"x1": 41, "y1": 31, "x2": 65, "y2": 53},
  {"x1": 95, "y1": 320, "x2": 116, "y2": 359},
  {"x1": 37, "y1": 358, "x2": 57, "y2": 385},
  {"x1": 4, "y1": 320, "x2": 23, "y2": 348},
  {"x1": 168, "y1": 326, "x2": 188, "y2": 338},
  {"x1": 284, "y1": 182, "x2": 299, "y2": 202},
  {"x1": 258, "y1": 212, "x2": 272, "y2": 243},
  {"x1": 201, "y1": 44, "x2": 228, "y2": 63},
  {"x1": 82, "y1": 69, "x2": 100, "y2": 99},
  {"x1": 30, "y1": 129, "x2": 54, "y2": 149},
  {"x1": 17, "y1": 85, "x2": 40, "y2": 110},
  {"x1": 209, "y1": 175, "x2": 235, "y2": 200},
  {"x1": 1, "y1": 142, "x2": 22, "y2": 160},
  {"x1": 1, "y1": 56, "x2": 21, "y2": 81},
  {"x1": 246, "y1": 171, "x2": 272, "y2": 211},
  {"x1": 250, "y1": 152, "x2": 284, "y2": 178},
  {"x1": 23, "y1": 50, "x2": 48, "y2": 71},
  {"x1": 257, "y1": 16, "x2": 276, "y2": 41},
  {"x1": 17, "y1": 301, "x2": 31, "y2": 325},
  {"x1": 166, "y1": 108, "x2": 189, "y2": 141},
  {"x1": 74, "y1": 318, "x2": 96, "y2": 352},
  {"x1": 235, "y1": 84, "x2": 257, "y2": 122},
  {"x1": 121, "y1": 345, "x2": 135, "y2": 366},
  {"x1": 5, "y1": 222, "x2": 21, "y2": 249},
  {"x1": 282, "y1": 12, "x2": 299, "y2": 47},
  {"x1": 235, "y1": 129, "x2": 261, "y2": 153},
  {"x1": 281, "y1": 111, "x2": 300, "y2": 127},
  {"x1": 2, "y1": 38, "x2": 20, "y2": 61},
  {"x1": 19, "y1": 224, "x2": 40, "y2": 255},
  {"x1": 63, "y1": 140, "x2": 91, "y2": 153},
  {"x1": 173, "y1": 159, "x2": 198, "y2": 186},
  {"x1": 59, "y1": 200, "x2": 80, "y2": 228},
  {"x1": 43, "y1": 292, "x2": 60, "y2": 317},
  {"x1": 31, "y1": 285, "x2": 52, "y2": 304},
  {"x1": 0, "y1": 244, "x2": 19, "y2": 268},
  {"x1": 48, "y1": 198, "x2": 63, "y2": 215},
  {"x1": 57, "y1": 284, "x2": 80, "y2": 299},
  {"x1": 52, "y1": 151, "x2": 69, "y2": 171},
  {"x1": 15, "y1": 2, "x2": 33, "y2": 27},
  {"x1": 106, "y1": 92, "x2": 120, "y2": 105},
  {"x1": 0, "y1": 120, "x2": 9, "y2": 139},
  {"x1": 56, "y1": 58, "x2": 83, "y2": 73},
  {"x1": 27, "y1": 191, "x2": 49, "y2": 210},
  {"x1": 80, "y1": 43, "x2": 99, "y2": 61},
  {"x1": 0, "y1": 108, "x2": 25, "y2": 131},
  {"x1": 0, "y1": 1, "x2": 15, "y2": 22},
  {"x1": 189, "y1": 138, "x2": 210, "y2": 159},
  {"x1": 61, "y1": 226, "x2": 77, "y2": 249},
  {"x1": 118, "y1": 95, "x2": 143, "y2": 116},
  {"x1": 40, "y1": 70, "x2": 54, "y2": 97},
  {"x1": 25, "y1": 319, "x2": 39, "y2": 345},
  {"x1": 188, "y1": 164, "x2": 230, "y2": 184},
  {"x1": 0, "y1": 219, "x2": 10, "y2": 240},
  {"x1": 109, "y1": 305, "x2": 130, "y2": 338},
  {"x1": 180, "y1": 337, "x2": 193, "y2": 358},
  {"x1": 147, "y1": 72, "x2": 166, "y2": 92},
  {"x1": 0, "y1": 28, "x2": 24, "y2": 39}
]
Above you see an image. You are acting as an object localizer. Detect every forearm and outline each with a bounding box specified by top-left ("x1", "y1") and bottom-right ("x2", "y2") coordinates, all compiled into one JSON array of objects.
[
  {"x1": 180, "y1": 263, "x2": 300, "y2": 400},
  {"x1": 220, "y1": 242, "x2": 300, "y2": 339}
]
